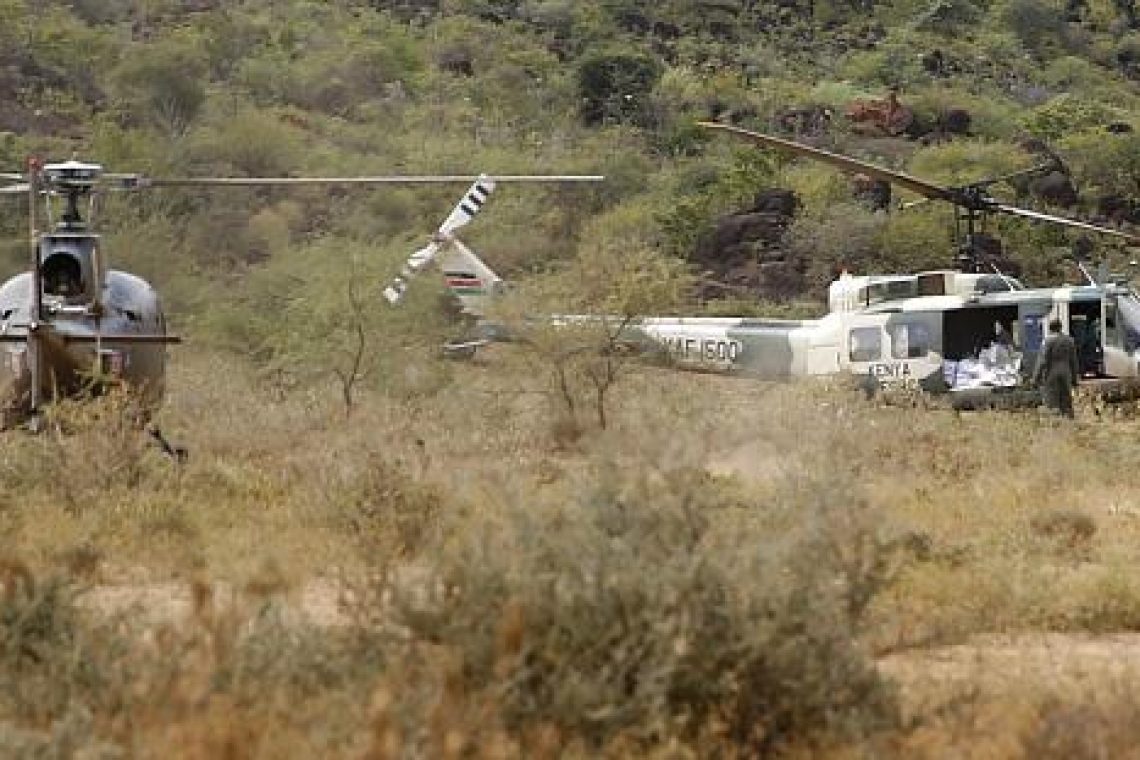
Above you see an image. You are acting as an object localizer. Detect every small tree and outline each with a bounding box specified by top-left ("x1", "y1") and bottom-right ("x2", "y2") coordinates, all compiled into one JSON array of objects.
[
  {"x1": 111, "y1": 42, "x2": 207, "y2": 136},
  {"x1": 330, "y1": 267, "x2": 371, "y2": 419},
  {"x1": 201, "y1": 238, "x2": 452, "y2": 417},
  {"x1": 501, "y1": 224, "x2": 694, "y2": 437},
  {"x1": 575, "y1": 48, "x2": 664, "y2": 126}
]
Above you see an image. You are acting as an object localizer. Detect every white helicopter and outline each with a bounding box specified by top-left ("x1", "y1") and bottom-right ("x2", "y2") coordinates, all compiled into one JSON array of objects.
[{"x1": 389, "y1": 124, "x2": 1140, "y2": 407}]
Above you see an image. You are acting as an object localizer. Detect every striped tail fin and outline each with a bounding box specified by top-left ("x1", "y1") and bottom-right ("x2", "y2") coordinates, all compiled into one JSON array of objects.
[
  {"x1": 383, "y1": 175, "x2": 496, "y2": 305},
  {"x1": 437, "y1": 238, "x2": 504, "y2": 318}
]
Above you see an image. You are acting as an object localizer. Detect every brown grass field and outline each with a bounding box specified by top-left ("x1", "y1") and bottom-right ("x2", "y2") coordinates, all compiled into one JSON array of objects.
[{"x1": 4, "y1": 344, "x2": 1140, "y2": 757}]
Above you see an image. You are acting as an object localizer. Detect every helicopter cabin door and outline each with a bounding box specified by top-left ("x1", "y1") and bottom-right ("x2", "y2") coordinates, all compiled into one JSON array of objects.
[
  {"x1": 1017, "y1": 303, "x2": 1053, "y2": 382},
  {"x1": 1066, "y1": 296, "x2": 1104, "y2": 377},
  {"x1": 844, "y1": 313, "x2": 941, "y2": 389},
  {"x1": 1101, "y1": 294, "x2": 1138, "y2": 379}
]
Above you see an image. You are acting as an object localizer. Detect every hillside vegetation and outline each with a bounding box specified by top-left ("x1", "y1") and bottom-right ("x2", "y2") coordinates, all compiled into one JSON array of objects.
[
  {"x1": 3, "y1": 0, "x2": 1140, "y2": 332},
  {"x1": 4, "y1": 1, "x2": 1140, "y2": 757}
]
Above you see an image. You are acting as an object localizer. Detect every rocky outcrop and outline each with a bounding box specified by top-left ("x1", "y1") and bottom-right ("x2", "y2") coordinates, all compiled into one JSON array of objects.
[{"x1": 694, "y1": 189, "x2": 803, "y2": 299}]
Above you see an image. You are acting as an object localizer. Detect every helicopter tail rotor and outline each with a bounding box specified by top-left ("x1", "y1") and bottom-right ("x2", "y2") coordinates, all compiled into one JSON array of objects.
[
  {"x1": 383, "y1": 175, "x2": 497, "y2": 305},
  {"x1": 382, "y1": 240, "x2": 444, "y2": 304}
]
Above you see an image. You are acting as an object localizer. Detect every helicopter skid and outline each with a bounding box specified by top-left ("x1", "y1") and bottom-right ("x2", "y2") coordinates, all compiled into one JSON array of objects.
[
  {"x1": 946, "y1": 386, "x2": 1041, "y2": 412},
  {"x1": 923, "y1": 379, "x2": 1140, "y2": 412}
]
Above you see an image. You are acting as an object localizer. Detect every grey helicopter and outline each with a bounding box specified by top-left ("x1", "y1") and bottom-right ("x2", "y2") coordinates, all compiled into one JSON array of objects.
[
  {"x1": 388, "y1": 122, "x2": 1140, "y2": 408},
  {"x1": 0, "y1": 158, "x2": 601, "y2": 437}
]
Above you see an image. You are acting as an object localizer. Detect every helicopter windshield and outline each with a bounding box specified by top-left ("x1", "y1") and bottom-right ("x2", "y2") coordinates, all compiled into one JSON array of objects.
[{"x1": 1117, "y1": 292, "x2": 1140, "y2": 352}]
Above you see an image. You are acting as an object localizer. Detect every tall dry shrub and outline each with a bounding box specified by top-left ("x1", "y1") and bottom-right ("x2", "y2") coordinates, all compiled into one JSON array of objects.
[
  {"x1": 374, "y1": 445, "x2": 901, "y2": 753},
  {"x1": 3, "y1": 389, "x2": 169, "y2": 512},
  {"x1": 0, "y1": 563, "x2": 388, "y2": 758}
]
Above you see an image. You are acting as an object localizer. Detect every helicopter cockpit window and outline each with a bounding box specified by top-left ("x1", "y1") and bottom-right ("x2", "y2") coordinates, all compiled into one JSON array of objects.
[
  {"x1": 889, "y1": 323, "x2": 931, "y2": 359},
  {"x1": 975, "y1": 275, "x2": 1022, "y2": 293},
  {"x1": 42, "y1": 253, "x2": 84, "y2": 298},
  {"x1": 849, "y1": 327, "x2": 882, "y2": 362},
  {"x1": 864, "y1": 279, "x2": 917, "y2": 306}
]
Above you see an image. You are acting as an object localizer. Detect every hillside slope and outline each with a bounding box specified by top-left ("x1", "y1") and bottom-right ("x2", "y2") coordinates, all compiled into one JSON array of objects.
[{"x1": 1, "y1": 0, "x2": 1139, "y2": 363}]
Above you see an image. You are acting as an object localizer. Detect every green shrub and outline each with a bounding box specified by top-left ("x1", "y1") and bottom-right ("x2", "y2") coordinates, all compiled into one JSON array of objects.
[
  {"x1": 185, "y1": 110, "x2": 305, "y2": 178},
  {"x1": 379, "y1": 457, "x2": 901, "y2": 750},
  {"x1": 787, "y1": 201, "x2": 885, "y2": 289},
  {"x1": 0, "y1": 562, "x2": 97, "y2": 725},
  {"x1": 1060, "y1": 130, "x2": 1140, "y2": 198},
  {"x1": 110, "y1": 42, "x2": 207, "y2": 136},
  {"x1": 659, "y1": 149, "x2": 777, "y2": 258},
  {"x1": 998, "y1": 0, "x2": 1066, "y2": 57},
  {"x1": 575, "y1": 48, "x2": 664, "y2": 126},
  {"x1": 1021, "y1": 94, "x2": 1115, "y2": 141}
]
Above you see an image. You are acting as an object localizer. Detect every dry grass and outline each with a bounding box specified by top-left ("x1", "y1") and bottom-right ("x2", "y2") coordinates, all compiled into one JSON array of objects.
[{"x1": 4, "y1": 344, "x2": 1140, "y2": 755}]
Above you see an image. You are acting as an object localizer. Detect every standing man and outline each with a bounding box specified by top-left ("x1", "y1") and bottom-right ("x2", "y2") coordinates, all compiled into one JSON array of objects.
[{"x1": 1034, "y1": 318, "x2": 1079, "y2": 418}]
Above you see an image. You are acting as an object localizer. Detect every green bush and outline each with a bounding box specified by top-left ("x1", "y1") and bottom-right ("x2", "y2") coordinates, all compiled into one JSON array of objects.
[
  {"x1": 659, "y1": 149, "x2": 777, "y2": 258},
  {"x1": 998, "y1": 0, "x2": 1066, "y2": 57},
  {"x1": 575, "y1": 48, "x2": 664, "y2": 126},
  {"x1": 185, "y1": 110, "x2": 305, "y2": 178},
  {"x1": 380, "y1": 456, "x2": 901, "y2": 750},
  {"x1": 1060, "y1": 130, "x2": 1140, "y2": 198},
  {"x1": 787, "y1": 201, "x2": 887, "y2": 289},
  {"x1": 1021, "y1": 94, "x2": 1115, "y2": 141},
  {"x1": 111, "y1": 42, "x2": 207, "y2": 136}
]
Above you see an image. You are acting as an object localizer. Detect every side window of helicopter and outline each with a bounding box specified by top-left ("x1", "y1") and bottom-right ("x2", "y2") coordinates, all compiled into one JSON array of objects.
[
  {"x1": 889, "y1": 323, "x2": 931, "y2": 360},
  {"x1": 849, "y1": 327, "x2": 882, "y2": 362},
  {"x1": 1021, "y1": 314, "x2": 1047, "y2": 352}
]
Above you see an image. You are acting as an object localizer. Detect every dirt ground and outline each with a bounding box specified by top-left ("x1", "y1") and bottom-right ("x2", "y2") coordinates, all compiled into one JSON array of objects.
[
  {"x1": 82, "y1": 575, "x2": 1140, "y2": 710},
  {"x1": 879, "y1": 633, "x2": 1140, "y2": 701},
  {"x1": 80, "y1": 578, "x2": 350, "y2": 628}
]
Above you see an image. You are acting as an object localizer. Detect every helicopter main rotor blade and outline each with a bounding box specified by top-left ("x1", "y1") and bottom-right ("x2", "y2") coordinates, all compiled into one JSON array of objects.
[
  {"x1": 993, "y1": 204, "x2": 1140, "y2": 243},
  {"x1": 698, "y1": 121, "x2": 959, "y2": 203},
  {"x1": 0, "y1": 184, "x2": 29, "y2": 194},
  {"x1": 135, "y1": 174, "x2": 603, "y2": 188},
  {"x1": 0, "y1": 172, "x2": 24, "y2": 181}
]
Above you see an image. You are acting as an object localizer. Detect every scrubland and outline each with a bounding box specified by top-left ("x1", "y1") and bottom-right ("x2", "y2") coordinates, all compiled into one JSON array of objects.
[
  {"x1": 4, "y1": 344, "x2": 1140, "y2": 757},
  {"x1": 6, "y1": 1, "x2": 1140, "y2": 755}
]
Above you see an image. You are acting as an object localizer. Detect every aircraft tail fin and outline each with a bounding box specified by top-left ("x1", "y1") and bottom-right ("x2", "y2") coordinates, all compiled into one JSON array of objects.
[
  {"x1": 383, "y1": 175, "x2": 497, "y2": 306},
  {"x1": 436, "y1": 238, "x2": 504, "y2": 318}
]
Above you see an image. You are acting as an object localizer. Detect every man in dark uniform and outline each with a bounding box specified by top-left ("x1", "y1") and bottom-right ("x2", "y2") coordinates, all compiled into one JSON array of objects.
[{"x1": 1033, "y1": 318, "x2": 1079, "y2": 417}]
